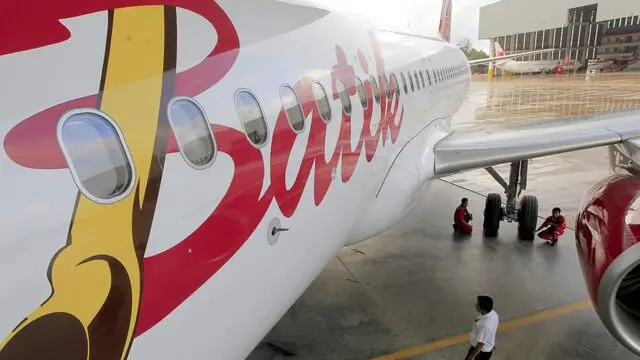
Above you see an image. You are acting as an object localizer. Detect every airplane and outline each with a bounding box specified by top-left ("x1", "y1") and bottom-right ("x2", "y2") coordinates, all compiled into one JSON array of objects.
[
  {"x1": 1, "y1": 0, "x2": 640, "y2": 359},
  {"x1": 486, "y1": 42, "x2": 581, "y2": 74},
  {"x1": 468, "y1": 40, "x2": 556, "y2": 70}
]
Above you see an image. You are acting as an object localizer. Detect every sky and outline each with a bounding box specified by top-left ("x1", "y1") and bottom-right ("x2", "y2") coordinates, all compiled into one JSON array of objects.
[{"x1": 316, "y1": 0, "x2": 501, "y2": 52}]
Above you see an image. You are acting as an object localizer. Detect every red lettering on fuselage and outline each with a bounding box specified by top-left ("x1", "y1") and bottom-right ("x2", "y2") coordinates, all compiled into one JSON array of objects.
[
  {"x1": 2, "y1": 6, "x2": 404, "y2": 333},
  {"x1": 2, "y1": 0, "x2": 239, "y2": 170},
  {"x1": 136, "y1": 33, "x2": 405, "y2": 335}
]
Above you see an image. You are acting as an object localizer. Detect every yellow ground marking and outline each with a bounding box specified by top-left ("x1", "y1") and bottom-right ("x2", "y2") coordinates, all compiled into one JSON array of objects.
[
  {"x1": 371, "y1": 299, "x2": 592, "y2": 360},
  {"x1": 0, "y1": 5, "x2": 168, "y2": 359}
]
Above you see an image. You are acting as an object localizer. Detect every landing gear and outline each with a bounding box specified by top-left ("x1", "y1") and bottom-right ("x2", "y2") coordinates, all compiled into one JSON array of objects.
[
  {"x1": 482, "y1": 160, "x2": 539, "y2": 240},
  {"x1": 517, "y1": 195, "x2": 538, "y2": 241},
  {"x1": 483, "y1": 193, "x2": 502, "y2": 237}
]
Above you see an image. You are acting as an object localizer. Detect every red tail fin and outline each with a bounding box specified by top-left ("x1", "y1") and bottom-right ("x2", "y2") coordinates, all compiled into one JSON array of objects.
[
  {"x1": 495, "y1": 42, "x2": 505, "y2": 57},
  {"x1": 438, "y1": 0, "x2": 452, "y2": 42}
]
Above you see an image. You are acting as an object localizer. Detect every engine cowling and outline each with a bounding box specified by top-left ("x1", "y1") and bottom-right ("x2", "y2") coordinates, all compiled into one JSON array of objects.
[{"x1": 576, "y1": 174, "x2": 640, "y2": 356}]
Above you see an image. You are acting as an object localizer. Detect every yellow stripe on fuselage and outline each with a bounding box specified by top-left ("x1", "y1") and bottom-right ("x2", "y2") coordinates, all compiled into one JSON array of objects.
[
  {"x1": 1, "y1": 6, "x2": 169, "y2": 360},
  {"x1": 64, "y1": 2, "x2": 166, "y2": 329},
  {"x1": 101, "y1": 5, "x2": 167, "y2": 204}
]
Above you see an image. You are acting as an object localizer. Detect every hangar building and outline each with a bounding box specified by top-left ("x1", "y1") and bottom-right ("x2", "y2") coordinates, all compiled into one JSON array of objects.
[{"x1": 478, "y1": 0, "x2": 640, "y2": 68}]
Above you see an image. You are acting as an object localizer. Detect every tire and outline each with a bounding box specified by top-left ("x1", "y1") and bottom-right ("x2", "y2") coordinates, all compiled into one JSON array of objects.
[
  {"x1": 483, "y1": 193, "x2": 502, "y2": 237},
  {"x1": 518, "y1": 195, "x2": 538, "y2": 241}
]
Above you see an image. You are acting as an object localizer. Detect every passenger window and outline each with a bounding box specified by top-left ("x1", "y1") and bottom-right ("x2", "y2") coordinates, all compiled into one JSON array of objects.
[
  {"x1": 168, "y1": 97, "x2": 217, "y2": 169},
  {"x1": 419, "y1": 71, "x2": 425, "y2": 88},
  {"x1": 58, "y1": 110, "x2": 134, "y2": 203},
  {"x1": 408, "y1": 72, "x2": 415, "y2": 91},
  {"x1": 356, "y1": 77, "x2": 368, "y2": 109},
  {"x1": 390, "y1": 73, "x2": 400, "y2": 98},
  {"x1": 382, "y1": 75, "x2": 391, "y2": 99},
  {"x1": 426, "y1": 70, "x2": 432, "y2": 86},
  {"x1": 400, "y1": 72, "x2": 408, "y2": 94},
  {"x1": 336, "y1": 79, "x2": 352, "y2": 114},
  {"x1": 370, "y1": 76, "x2": 381, "y2": 103},
  {"x1": 280, "y1": 85, "x2": 305, "y2": 133},
  {"x1": 312, "y1": 81, "x2": 332, "y2": 123},
  {"x1": 414, "y1": 71, "x2": 420, "y2": 90},
  {"x1": 235, "y1": 90, "x2": 269, "y2": 146}
]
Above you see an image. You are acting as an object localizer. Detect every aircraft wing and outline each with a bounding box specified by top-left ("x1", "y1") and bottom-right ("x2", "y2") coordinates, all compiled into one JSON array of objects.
[
  {"x1": 469, "y1": 48, "x2": 557, "y2": 66},
  {"x1": 433, "y1": 109, "x2": 640, "y2": 177}
]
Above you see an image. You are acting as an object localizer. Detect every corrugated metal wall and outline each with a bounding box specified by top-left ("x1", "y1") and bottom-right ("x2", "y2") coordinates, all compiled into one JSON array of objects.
[
  {"x1": 479, "y1": 0, "x2": 638, "y2": 39},
  {"x1": 479, "y1": 0, "x2": 639, "y2": 62}
]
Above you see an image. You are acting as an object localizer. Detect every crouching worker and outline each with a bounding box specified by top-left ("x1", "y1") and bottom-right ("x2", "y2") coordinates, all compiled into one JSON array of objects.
[
  {"x1": 536, "y1": 207, "x2": 566, "y2": 246},
  {"x1": 453, "y1": 198, "x2": 473, "y2": 234}
]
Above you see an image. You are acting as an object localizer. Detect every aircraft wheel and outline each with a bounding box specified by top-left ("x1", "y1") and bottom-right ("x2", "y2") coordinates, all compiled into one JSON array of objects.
[
  {"x1": 518, "y1": 195, "x2": 538, "y2": 241},
  {"x1": 483, "y1": 193, "x2": 502, "y2": 237}
]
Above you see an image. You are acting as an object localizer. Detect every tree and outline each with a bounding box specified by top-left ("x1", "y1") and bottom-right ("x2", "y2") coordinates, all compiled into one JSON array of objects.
[
  {"x1": 456, "y1": 39, "x2": 490, "y2": 73},
  {"x1": 456, "y1": 39, "x2": 473, "y2": 56},
  {"x1": 468, "y1": 48, "x2": 489, "y2": 61}
]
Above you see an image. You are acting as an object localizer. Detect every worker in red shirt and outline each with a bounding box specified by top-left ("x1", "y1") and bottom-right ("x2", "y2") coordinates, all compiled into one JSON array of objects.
[
  {"x1": 536, "y1": 207, "x2": 566, "y2": 246},
  {"x1": 453, "y1": 198, "x2": 473, "y2": 234}
]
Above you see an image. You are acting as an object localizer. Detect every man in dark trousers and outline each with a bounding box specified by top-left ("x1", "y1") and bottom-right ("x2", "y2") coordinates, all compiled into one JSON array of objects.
[
  {"x1": 453, "y1": 197, "x2": 473, "y2": 234},
  {"x1": 465, "y1": 295, "x2": 499, "y2": 360},
  {"x1": 536, "y1": 207, "x2": 566, "y2": 246}
]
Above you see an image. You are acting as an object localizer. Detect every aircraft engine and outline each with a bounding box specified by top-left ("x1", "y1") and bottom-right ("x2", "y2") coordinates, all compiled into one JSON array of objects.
[{"x1": 575, "y1": 173, "x2": 640, "y2": 356}]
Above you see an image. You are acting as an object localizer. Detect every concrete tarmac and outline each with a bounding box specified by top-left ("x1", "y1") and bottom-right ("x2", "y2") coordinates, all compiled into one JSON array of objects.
[{"x1": 249, "y1": 72, "x2": 640, "y2": 360}]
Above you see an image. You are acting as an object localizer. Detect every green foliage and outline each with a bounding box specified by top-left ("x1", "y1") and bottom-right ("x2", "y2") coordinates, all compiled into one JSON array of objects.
[
  {"x1": 468, "y1": 48, "x2": 488, "y2": 61},
  {"x1": 456, "y1": 39, "x2": 489, "y2": 73}
]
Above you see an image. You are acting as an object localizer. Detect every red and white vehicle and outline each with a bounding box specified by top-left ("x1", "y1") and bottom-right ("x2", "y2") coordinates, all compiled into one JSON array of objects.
[{"x1": 1, "y1": 0, "x2": 640, "y2": 359}]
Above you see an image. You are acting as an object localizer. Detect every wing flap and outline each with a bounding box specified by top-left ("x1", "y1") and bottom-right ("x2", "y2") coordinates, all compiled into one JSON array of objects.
[{"x1": 434, "y1": 109, "x2": 640, "y2": 177}]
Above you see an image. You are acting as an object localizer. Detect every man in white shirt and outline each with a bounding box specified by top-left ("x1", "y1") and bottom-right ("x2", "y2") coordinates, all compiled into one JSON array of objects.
[{"x1": 465, "y1": 295, "x2": 499, "y2": 360}]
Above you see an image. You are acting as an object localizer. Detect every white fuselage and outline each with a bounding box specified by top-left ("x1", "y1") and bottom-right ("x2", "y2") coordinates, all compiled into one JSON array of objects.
[
  {"x1": 496, "y1": 59, "x2": 582, "y2": 73},
  {"x1": 0, "y1": 1, "x2": 470, "y2": 359}
]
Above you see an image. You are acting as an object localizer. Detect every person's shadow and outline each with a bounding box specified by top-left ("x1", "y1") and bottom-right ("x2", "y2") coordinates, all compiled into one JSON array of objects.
[{"x1": 451, "y1": 228, "x2": 473, "y2": 242}]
